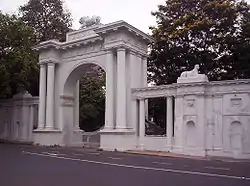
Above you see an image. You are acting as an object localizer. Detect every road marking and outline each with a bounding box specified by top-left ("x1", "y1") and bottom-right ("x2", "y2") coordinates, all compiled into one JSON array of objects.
[
  {"x1": 88, "y1": 152, "x2": 100, "y2": 155},
  {"x1": 42, "y1": 152, "x2": 68, "y2": 156},
  {"x1": 51, "y1": 151, "x2": 60, "y2": 154},
  {"x1": 23, "y1": 151, "x2": 250, "y2": 181},
  {"x1": 205, "y1": 166, "x2": 231, "y2": 171},
  {"x1": 153, "y1": 162, "x2": 172, "y2": 166},
  {"x1": 72, "y1": 153, "x2": 84, "y2": 156},
  {"x1": 109, "y1": 157, "x2": 122, "y2": 160},
  {"x1": 42, "y1": 152, "x2": 58, "y2": 156}
]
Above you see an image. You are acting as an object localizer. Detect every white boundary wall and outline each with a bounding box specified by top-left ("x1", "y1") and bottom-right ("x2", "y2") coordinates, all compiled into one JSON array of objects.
[
  {"x1": 0, "y1": 92, "x2": 39, "y2": 143},
  {"x1": 133, "y1": 79, "x2": 250, "y2": 159}
]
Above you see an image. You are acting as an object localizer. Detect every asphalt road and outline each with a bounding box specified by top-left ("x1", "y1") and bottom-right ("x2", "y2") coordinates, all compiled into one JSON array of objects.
[{"x1": 0, "y1": 143, "x2": 250, "y2": 186}]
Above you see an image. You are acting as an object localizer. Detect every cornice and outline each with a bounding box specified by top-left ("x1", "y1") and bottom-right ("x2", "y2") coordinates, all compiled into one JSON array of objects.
[
  {"x1": 94, "y1": 20, "x2": 154, "y2": 44},
  {"x1": 32, "y1": 36, "x2": 103, "y2": 51},
  {"x1": 132, "y1": 79, "x2": 250, "y2": 99},
  {"x1": 33, "y1": 20, "x2": 154, "y2": 52}
]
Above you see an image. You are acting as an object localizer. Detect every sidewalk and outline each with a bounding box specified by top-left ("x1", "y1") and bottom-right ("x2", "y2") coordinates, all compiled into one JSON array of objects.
[
  {"x1": 125, "y1": 150, "x2": 250, "y2": 162},
  {"x1": 125, "y1": 150, "x2": 209, "y2": 161}
]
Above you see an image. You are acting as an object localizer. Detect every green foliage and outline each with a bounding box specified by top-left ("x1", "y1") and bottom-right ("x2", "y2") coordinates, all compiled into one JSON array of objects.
[
  {"x1": 0, "y1": 12, "x2": 37, "y2": 98},
  {"x1": 148, "y1": 97, "x2": 166, "y2": 130},
  {"x1": 79, "y1": 70, "x2": 106, "y2": 132},
  {"x1": 149, "y1": 0, "x2": 250, "y2": 85},
  {"x1": 19, "y1": 0, "x2": 73, "y2": 43},
  {"x1": 17, "y1": 0, "x2": 73, "y2": 96}
]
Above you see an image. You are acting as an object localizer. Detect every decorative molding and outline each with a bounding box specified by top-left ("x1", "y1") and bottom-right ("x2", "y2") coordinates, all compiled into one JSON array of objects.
[
  {"x1": 60, "y1": 95, "x2": 75, "y2": 107},
  {"x1": 61, "y1": 43, "x2": 104, "y2": 60},
  {"x1": 230, "y1": 98, "x2": 242, "y2": 108},
  {"x1": 132, "y1": 79, "x2": 250, "y2": 99},
  {"x1": 186, "y1": 99, "x2": 195, "y2": 108},
  {"x1": 95, "y1": 20, "x2": 154, "y2": 44}
]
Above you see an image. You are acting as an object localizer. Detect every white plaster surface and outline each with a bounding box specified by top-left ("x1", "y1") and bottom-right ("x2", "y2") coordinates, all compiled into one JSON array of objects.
[
  {"x1": 32, "y1": 20, "x2": 151, "y2": 148},
  {"x1": 1, "y1": 20, "x2": 250, "y2": 160},
  {"x1": 0, "y1": 92, "x2": 39, "y2": 143},
  {"x1": 132, "y1": 79, "x2": 250, "y2": 159}
]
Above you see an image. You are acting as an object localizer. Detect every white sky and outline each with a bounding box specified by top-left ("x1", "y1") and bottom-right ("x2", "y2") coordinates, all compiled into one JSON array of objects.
[
  {"x1": 0, "y1": 0, "x2": 165, "y2": 34},
  {"x1": 1, "y1": 0, "x2": 250, "y2": 34}
]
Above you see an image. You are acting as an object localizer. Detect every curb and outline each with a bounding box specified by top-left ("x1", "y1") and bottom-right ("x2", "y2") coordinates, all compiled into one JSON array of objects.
[
  {"x1": 125, "y1": 150, "x2": 210, "y2": 161},
  {"x1": 0, "y1": 139, "x2": 33, "y2": 146}
]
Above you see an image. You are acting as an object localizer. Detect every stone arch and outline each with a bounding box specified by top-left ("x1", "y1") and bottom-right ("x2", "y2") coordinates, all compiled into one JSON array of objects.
[
  {"x1": 33, "y1": 20, "x2": 151, "y2": 148},
  {"x1": 61, "y1": 61, "x2": 106, "y2": 146},
  {"x1": 63, "y1": 60, "x2": 106, "y2": 95}
]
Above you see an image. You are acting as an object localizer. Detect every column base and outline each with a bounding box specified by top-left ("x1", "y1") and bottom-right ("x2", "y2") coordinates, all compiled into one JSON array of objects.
[
  {"x1": 137, "y1": 143, "x2": 144, "y2": 151},
  {"x1": 33, "y1": 129, "x2": 62, "y2": 146},
  {"x1": 45, "y1": 125, "x2": 54, "y2": 130},
  {"x1": 100, "y1": 128, "x2": 136, "y2": 151},
  {"x1": 171, "y1": 145, "x2": 207, "y2": 157},
  {"x1": 33, "y1": 128, "x2": 83, "y2": 147}
]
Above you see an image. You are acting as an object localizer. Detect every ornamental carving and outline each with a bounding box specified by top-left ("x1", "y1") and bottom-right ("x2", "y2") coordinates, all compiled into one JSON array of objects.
[
  {"x1": 186, "y1": 99, "x2": 195, "y2": 108},
  {"x1": 223, "y1": 94, "x2": 250, "y2": 115},
  {"x1": 60, "y1": 95, "x2": 75, "y2": 107},
  {"x1": 61, "y1": 43, "x2": 103, "y2": 59},
  {"x1": 230, "y1": 98, "x2": 242, "y2": 108}
]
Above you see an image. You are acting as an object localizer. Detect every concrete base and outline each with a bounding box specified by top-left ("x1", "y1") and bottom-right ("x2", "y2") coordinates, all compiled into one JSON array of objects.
[
  {"x1": 70, "y1": 130, "x2": 84, "y2": 147},
  {"x1": 33, "y1": 129, "x2": 63, "y2": 146},
  {"x1": 100, "y1": 128, "x2": 136, "y2": 151},
  {"x1": 33, "y1": 129, "x2": 83, "y2": 147},
  {"x1": 171, "y1": 146, "x2": 207, "y2": 157},
  {"x1": 207, "y1": 149, "x2": 250, "y2": 159}
]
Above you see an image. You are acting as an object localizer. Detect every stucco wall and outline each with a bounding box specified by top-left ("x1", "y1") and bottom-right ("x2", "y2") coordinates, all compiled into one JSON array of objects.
[
  {"x1": 0, "y1": 92, "x2": 39, "y2": 143},
  {"x1": 132, "y1": 79, "x2": 250, "y2": 159}
]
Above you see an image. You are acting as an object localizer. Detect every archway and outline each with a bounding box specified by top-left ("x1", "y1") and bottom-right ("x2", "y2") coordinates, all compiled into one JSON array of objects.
[
  {"x1": 33, "y1": 20, "x2": 151, "y2": 148},
  {"x1": 62, "y1": 62, "x2": 106, "y2": 146}
]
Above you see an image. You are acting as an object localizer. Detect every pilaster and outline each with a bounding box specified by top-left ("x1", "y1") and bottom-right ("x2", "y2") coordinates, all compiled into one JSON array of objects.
[
  {"x1": 116, "y1": 48, "x2": 127, "y2": 129},
  {"x1": 38, "y1": 63, "x2": 47, "y2": 129},
  {"x1": 45, "y1": 62, "x2": 55, "y2": 129},
  {"x1": 105, "y1": 50, "x2": 115, "y2": 129}
]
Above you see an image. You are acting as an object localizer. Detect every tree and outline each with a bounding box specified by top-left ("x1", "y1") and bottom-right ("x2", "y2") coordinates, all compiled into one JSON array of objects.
[
  {"x1": 17, "y1": 0, "x2": 73, "y2": 96},
  {"x1": 19, "y1": 0, "x2": 72, "y2": 43},
  {"x1": 149, "y1": 0, "x2": 250, "y2": 85},
  {"x1": 0, "y1": 12, "x2": 37, "y2": 98},
  {"x1": 79, "y1": 66, "x2": 106, "y2": 132}
]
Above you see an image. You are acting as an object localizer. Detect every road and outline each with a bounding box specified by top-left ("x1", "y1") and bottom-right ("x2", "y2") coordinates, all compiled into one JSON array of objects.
[{"x1": 0, "y1": 143, "x2": 250, "y2": 186}]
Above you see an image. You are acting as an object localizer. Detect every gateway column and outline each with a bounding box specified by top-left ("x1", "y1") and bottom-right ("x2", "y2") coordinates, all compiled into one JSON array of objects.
[
  {"x1": 74, "y1": 80, "x2": 80, "y2": 130},
  {"x1": 105, "y1": 50, "x2": 115, "y2": 129},
  {"x1": 45, "y1": 62, "x2": 55, "y2": 129},
  {"x1": 116, "y1": 48, "x2": 127, "y2": 129},
  {"x1": 142, "y1": 56, "x2": 148, "y2": 120},
  {"x1": 166, "y1": 96, "x2": 174, "y2": 148},
  {"x1": 38, "y1": 63, "x2": 46, "y2": 129},
  {"x1": 139, "y1": 98, "x2": 145, "y2": 149}
]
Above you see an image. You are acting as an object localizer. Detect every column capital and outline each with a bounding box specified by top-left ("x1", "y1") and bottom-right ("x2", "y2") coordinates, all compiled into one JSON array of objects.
[
  {"x1": 47, "y1": 62, "x2": 55, "y2": 67},
  {"x1": 138, "y1": 97, "x2": 145, "y2": 101},
  {"x1": 39, "y1": 63, "x2": 46, "y2": 67},
  {"x1": 39, "y1": 57, "x2": 58, "y2": 64},
  {"x1": 141, "y1": 55, "x2": 148, "y2": 60},
  {"x1": 104, "y1": 48, "x2": 114, "y2": 53},
  {"x1": 117, "y1": 47, "x2": 126, "y2": 52}
]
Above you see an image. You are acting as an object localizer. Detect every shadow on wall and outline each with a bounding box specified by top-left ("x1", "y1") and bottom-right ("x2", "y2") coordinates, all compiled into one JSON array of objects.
[
  {"x1": 230, "y1": 121, "x2": 243, "y2": 151},
  {"x1": 62, "y1": 122, "x2": 72, "y2": 146}
]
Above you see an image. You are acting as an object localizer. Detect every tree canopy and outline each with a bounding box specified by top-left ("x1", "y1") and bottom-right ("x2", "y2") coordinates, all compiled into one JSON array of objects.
[
  {"x1": 19, "y1": 0, "x2": 72, "y2": 43},
  {"x1": 149, "y1": 0, "x2": 250, "y2": 85},
  {"x1": 79, "y1": 66, "x2": 106, "y2": 132},
  {"x1": 0, "y1": 12, "x2": 37, "y2": 98}
]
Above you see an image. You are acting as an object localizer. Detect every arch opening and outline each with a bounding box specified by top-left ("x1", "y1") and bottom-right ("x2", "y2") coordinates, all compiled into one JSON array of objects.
[{"x1": 63, "y1": 62, "x2": 106, "y2": 133}]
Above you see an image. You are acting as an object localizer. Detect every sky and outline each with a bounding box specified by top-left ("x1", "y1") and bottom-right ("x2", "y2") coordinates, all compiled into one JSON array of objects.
[{"x1": 0, "y1": 0, "x2": 165, "y2": 34}]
